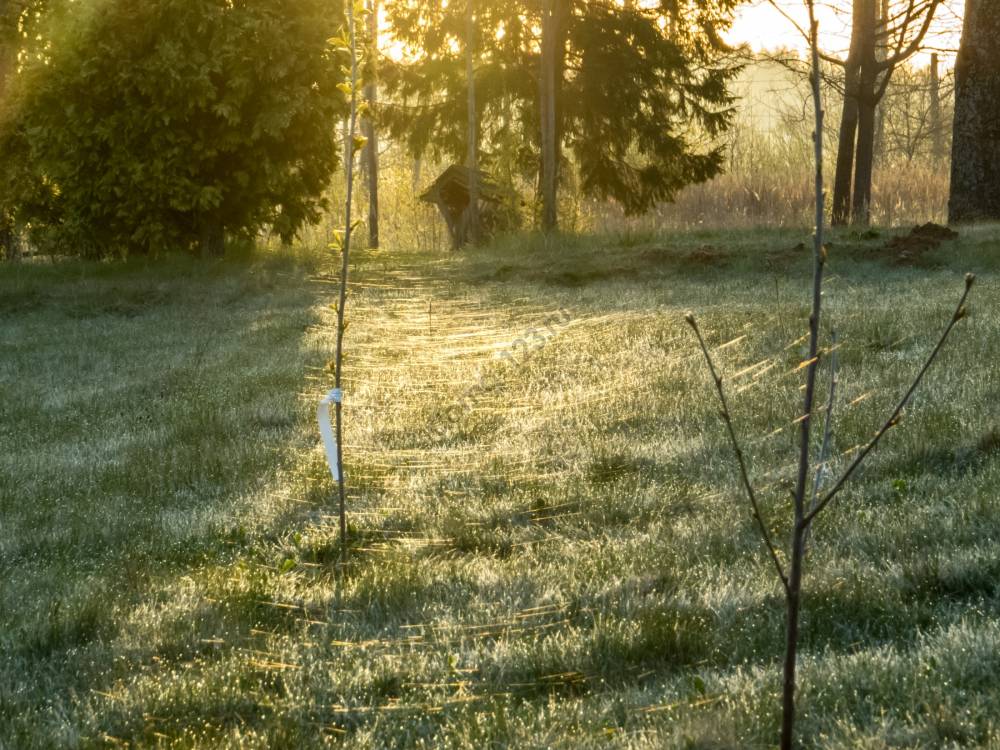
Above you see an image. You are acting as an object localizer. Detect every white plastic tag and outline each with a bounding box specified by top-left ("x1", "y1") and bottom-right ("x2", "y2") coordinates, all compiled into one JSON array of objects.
[{"x1": 317, "y1": 388, "x2": 343, "y2": 482}]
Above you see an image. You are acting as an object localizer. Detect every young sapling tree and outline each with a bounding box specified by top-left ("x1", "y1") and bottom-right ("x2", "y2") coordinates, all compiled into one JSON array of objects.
[
  {"x1": 687, "y1": 3, "x2": 975, "y2": 747},
  {"x1": 329, "y1": 0, "x2": 368, "y2": 567}
]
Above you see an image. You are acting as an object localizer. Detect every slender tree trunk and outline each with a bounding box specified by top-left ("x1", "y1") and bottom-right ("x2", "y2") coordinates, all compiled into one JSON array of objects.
[
  {"x1": 539, "y1": 0, "x2": 566, "y2": 233},
  {"x1": 363, "y1": 0, "x2": 380, "y2": 249},
  {"x1": 831, "y1": 0, "x2": 866, "y2": 226},
  {"x1": 873, "y1": 0, "x2": 889, "y2": 165},
  {"x1": 464, "y1": 0, "x2": 479, "y2": 246},
  {"x1": 780, "y1": 533, "x2": 805, "y2": 750},
  {"x1": 949, "y1": 0, "x2": 1000, "y2": 222},
  {"x1": 874, "y1": 102, "x2": 885, "y2": 168},
  {"x1": 1, "y1": 8, "x2": 20, "y2": 262},
  {"x1": 929, "y1": 52, "x2": 944, "y2": 162},
  {"x1": 412, "y1": 158, "x2": 423, "y2": 193},
  {"x1": 334, "y1": 0, "x2": 361, "y2": 567},
  {"x1": 1, "y1": 218, "x2": 16, "y2": 263},
  {"x1": 200, "y1": 219, "x2": 224, "y2": 259},
  {"x1": 781, "y1": 16, "x2": 826, "y2": 747}
]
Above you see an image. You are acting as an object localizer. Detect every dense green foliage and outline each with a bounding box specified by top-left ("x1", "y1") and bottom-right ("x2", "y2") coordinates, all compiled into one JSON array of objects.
[
  {"x1": 383, "y1": 0, "x2": 740, "y2": 216},
  {"x1": 0, "y1": 0, "x2": 346, "y2": 258}
]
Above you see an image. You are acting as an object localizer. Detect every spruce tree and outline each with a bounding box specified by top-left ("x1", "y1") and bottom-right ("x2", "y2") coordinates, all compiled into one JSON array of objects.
[{"x1": 382, "y1": 0, "x2": 740, "y2": 230}]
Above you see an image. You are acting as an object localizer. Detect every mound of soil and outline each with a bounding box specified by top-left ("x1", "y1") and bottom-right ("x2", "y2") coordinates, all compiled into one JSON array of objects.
[
  {"x1": 682, "y1": 244, "x2": 729, "y2": 268},
  {"x1": 884, "y1": 223, "x2": 959, "y2": 264},
  {"x1": 640, "y1": 245, "x2": 730, "y2": 269}
]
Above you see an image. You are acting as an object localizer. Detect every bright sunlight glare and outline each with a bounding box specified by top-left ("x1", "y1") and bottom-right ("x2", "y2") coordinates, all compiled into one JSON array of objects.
[{"x1": 728, "y1": 0, "x2": 964, "y2": 65}]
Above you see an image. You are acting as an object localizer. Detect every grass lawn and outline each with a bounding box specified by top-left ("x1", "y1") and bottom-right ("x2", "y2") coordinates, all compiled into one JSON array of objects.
[{"x1": 2, "y1": 226, "x2": 1000, "y2": 748}]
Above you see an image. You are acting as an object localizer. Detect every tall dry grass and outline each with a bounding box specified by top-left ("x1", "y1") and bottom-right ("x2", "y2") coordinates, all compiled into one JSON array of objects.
[{"x1": 306, "y1": 60, "x2": 952, "y2": 250}]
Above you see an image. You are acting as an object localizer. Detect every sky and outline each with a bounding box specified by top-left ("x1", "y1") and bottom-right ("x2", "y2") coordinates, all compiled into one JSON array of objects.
[
  {"x1": 380, "y1": 1, "x2": 965, "y2": 68},
  {"x1": 727, "y1": 0, "x2": 964, "y2": 65}
]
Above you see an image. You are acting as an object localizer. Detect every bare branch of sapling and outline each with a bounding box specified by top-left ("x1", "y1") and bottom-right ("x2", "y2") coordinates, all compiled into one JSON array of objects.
[
  {"x1": 686, "y1": 313, "x2": 790, "y2": 591},
  {"x1": 804, "y1": 273, "x2": 975, "y2": 526}
]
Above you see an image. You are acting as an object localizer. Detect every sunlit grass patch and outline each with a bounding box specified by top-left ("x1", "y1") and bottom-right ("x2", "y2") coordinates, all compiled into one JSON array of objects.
[{"x1": 1, "y1": 228, "x2": 999, "y2": 747}]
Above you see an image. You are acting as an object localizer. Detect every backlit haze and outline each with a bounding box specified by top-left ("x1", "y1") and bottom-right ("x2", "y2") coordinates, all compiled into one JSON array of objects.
[{"x1": 728, "y1": 0, "x2": 964, "y2": 65}]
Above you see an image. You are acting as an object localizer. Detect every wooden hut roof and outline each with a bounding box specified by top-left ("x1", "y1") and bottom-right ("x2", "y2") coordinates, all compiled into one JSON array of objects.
[{"x1": 419, "y1": 165, "x2": 506, "y2": 205}]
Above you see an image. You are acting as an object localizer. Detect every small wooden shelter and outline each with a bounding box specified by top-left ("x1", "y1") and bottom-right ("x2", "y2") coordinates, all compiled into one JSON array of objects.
[{"x1": 419, "y1": 165, "x2": 511, "y2": 249}]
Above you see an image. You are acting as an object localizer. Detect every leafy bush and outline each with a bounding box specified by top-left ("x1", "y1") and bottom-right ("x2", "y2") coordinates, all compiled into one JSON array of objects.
[{"x1": 0, "y1": 0, "x2": 346, "y2": 258}]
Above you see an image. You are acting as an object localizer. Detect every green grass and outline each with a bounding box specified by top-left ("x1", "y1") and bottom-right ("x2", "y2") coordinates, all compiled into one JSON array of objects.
[{"x1": 2, "y1": 225, "x2": 999, "y2": 748}]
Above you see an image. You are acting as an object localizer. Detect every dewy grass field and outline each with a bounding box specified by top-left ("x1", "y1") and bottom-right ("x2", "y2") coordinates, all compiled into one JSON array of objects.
[{"x1": 2, "y1": 227, "x2": 999, "y2": 748}]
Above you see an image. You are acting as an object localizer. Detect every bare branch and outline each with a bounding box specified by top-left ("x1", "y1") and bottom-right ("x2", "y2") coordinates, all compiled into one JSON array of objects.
[
  {"x1": 686, "y1": 313, "x2": 789, "y2": 592},
  {"x1": 804, "y1": 274, "x2": 976, "y2": 527},
  {"x1": 881, "y1": 0, "x2": 945, "y2": 68},
  {"x1": 766, "y1": 0, "x2": 814, "y2": 50}
]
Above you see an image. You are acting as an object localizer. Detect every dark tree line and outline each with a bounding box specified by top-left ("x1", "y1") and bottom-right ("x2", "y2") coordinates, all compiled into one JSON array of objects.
[{"x1": 0, "y1": 0, "x2": 998, "y2": 260}]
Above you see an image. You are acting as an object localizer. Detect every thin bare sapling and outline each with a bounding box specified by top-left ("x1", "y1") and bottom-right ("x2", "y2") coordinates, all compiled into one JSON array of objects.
[
  {"x1": 686, "y1": 4, "x2": 975, "y2": 748},
  {"x1": 329, "y1": 0, "x2": 368, "y2": 567}
]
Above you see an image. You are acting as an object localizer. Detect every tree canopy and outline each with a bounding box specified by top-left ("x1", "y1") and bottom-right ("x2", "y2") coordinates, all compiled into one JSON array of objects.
[
  {"x1": 382, "y1": 0, "x2": 740, "y2": 220},
  {"x1": 0, "y1": 0, "x2": 347, "y2": 258}
]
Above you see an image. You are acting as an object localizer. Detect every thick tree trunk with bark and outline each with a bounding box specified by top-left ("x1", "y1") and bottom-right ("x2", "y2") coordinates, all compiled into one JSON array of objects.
[
  {"x1": 852, "y1": 93, "x2": 877, "y2": 224},
  {"x1": 949, "y1": 0, "x2": 1000, "y2": 223},
  {"x1": 832, "y1": 0, "x2": 866, "y2": 226},
  {"x1": 832, "y1": 64, "x2": 861, "y2": 226},
  {"x1": 851, "y1": 0, "x2": 878, "y2": 225}
]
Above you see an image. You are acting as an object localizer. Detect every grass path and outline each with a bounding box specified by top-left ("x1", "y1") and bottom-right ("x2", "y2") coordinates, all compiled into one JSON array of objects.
[{"x1": 2, "y1": 228, "x2": 1000, "y2": 748}]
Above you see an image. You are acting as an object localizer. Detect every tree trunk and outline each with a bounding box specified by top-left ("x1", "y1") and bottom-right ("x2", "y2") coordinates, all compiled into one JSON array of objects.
[
  {"x1": 831, "y1": 0, "x2": 866, "y2": 227},
  {"x1": 200, "y1": 220, "x2": 225, "y2": 259},
  {"x1": 780, "y1": 531, "x2": 805, "y2": 750},
  {"x1": 832, "y1": 65, "x2": 861, "y2": 226},
  {"x1": 852, "y1": 94, "x2": 877, "y2": 225},
  {"x1": 1, "y1": 218, "x2": 17, "y2": 263},
  {"x1": 363, "y1": 0, "x2": 380, "y2": 249},
  {"x1": 949, "y1": 0, "x2": 1000, "y2": 223},
  {"x1": 929, "y1": 52, "x2": 944, "y2": 162},
  {"x1": 412, "y1": 158, "x2": 423, "y2": 193},
  {"x1": 851, "y1": 0, "x2": 879, "y2": 226},
  {"x1": 873, "y1": 0, "x2": 889, "y2": 166},
  {"x1": 1, "y1": 8, "x2": 20, "y2": 262},
  {"x1": 539, "y1": 0, "x2": 567, "y2": 233},
  {"x1": 464, "y1": 0, "x2": 479, "y2": 246}
]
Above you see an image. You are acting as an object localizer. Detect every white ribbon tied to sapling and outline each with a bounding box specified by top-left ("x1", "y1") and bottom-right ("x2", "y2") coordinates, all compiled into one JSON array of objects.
[{"x1": 317, "y1": 388, "x2": 343, "y2": 482}]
